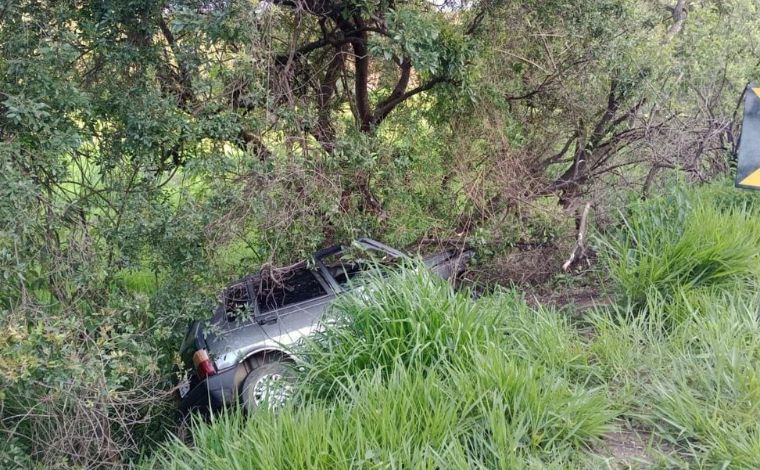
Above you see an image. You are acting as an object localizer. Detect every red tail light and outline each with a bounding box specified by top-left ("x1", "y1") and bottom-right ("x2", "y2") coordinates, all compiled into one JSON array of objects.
[{"x1": 192, "y1": 349, "x2": 216, "y2": 379}]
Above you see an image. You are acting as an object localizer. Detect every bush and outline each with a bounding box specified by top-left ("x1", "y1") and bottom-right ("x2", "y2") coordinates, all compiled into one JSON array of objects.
[{"x1": 0, "y1": 300, "x2": 175, "y2": 468}]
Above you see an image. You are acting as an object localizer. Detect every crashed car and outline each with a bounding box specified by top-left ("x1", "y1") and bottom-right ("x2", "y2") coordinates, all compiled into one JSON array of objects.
[{"x1": 177, "y1": 238, "x2": 471, "y2": 416}]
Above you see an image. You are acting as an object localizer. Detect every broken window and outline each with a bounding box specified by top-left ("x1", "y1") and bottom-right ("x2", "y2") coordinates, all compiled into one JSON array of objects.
[
  {"x1": 255, "y1": 267, "x2": 327, "y2": 313},
  {"x1": 222, "y1": 282, "x2": 254, "y2": 318},
  {"x1": 222, "y1": 266, "x2": 327, "y2": 319},
  {"x1": 320, "y1": 245, "x2": 402, "y2": 287}
]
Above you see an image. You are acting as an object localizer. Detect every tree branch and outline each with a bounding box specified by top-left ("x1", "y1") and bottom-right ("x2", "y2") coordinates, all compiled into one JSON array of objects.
[
  {"x1": 665, "y1": 0, "x2": 689, "y2": 40},
  {"x1": 274, "y1": 34, "x2": 365, "y2": 65},
  {"x1": 313, "y1": 48, "x2": 346, "y2": 152},
  {"x1": 239, "y1": 130, "x2": 273, "y2": 161},
  {"x1": 371, "y1": 76, "x2": 449, "y2": 128},
  {"x1": 158, "y1": 18, "x2": 195, "y2": 110},
  {"x1": 371, "y1": 57, "x2": 412, "y2": 121},
  {"x1": 336, "y1": 16, "x2": 373, "y2": 131}
]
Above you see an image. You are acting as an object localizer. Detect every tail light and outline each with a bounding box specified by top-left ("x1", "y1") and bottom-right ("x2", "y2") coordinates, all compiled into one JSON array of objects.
[{"x1": 192, "y1": 349, "x2": 216, "y2": 379}]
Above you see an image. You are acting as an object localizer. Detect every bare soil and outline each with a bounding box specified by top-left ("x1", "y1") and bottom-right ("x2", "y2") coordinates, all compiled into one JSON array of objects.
[{"x1": 595, "y1": 427, "x2": 655, "y2": 469}]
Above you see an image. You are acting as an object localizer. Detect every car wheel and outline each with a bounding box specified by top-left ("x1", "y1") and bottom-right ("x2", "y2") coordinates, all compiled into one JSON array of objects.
[{"x1": 240, "y1": 355, "x2": 295, "y2": 412}]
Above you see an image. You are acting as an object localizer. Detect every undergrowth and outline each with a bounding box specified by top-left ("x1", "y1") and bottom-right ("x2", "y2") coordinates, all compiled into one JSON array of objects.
[{"x1": 598, "y1": 188, "x2": 760, "y2": 313}]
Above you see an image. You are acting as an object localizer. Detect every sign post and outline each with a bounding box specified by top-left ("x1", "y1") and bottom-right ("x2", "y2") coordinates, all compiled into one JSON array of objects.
[
  {"x1": 735, "y1": 84, "x2": 760, "y2": 320},
  {"x1": 736, "y1": 84, "x2": 760, "y2": 190}
]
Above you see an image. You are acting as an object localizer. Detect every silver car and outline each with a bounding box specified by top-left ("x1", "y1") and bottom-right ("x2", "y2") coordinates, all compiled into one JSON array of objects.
[{"x1": 177, "y1": 238, "x2": 471, "y2": 415}]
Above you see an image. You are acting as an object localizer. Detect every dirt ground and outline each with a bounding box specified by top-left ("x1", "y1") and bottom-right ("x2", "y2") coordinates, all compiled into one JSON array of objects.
[{"x1": 595, "y1": 427, "x2": 656, "y2": 469}]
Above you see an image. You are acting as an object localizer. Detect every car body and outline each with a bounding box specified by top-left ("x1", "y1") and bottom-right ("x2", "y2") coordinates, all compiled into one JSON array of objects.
[{"x1": 177, "y1": 238, "x2": 471, "y2": 416}]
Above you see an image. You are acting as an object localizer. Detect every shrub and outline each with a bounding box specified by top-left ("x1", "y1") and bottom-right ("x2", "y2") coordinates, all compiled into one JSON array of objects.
[{"x1": 0, "y1": 300, "x2": 175, "y2": 468}]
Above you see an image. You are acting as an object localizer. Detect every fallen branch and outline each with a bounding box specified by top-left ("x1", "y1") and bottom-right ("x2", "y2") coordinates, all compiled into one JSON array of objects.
[{"x1": 562, "y1": 202, "x2": 591, "y2": 272}]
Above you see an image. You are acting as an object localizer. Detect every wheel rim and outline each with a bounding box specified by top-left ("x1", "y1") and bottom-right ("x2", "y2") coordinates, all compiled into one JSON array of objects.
[{"x1": 252, "y1": 373, "x2": 293, "y2": 409}]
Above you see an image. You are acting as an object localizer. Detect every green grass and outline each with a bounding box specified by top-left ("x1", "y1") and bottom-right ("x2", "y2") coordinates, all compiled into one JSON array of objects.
[
  {"x1": 146, "y1": 181, "x2": 760, "y2": 469},
  {"x1": 644, "y1": 292, "x2": 760, "y2": 467},
  {"x1": 585, "y1": 288, "x2": 760, "y2": 468},
  {"x1": 598, "y1": 186, "x2": 760, "y2": 314},
  {"x1": 147, "y1": 269, "x2": 615, "y2": 469},
  {"x1": 115, "y1": 269, "x2": 160, "y2": 294}
]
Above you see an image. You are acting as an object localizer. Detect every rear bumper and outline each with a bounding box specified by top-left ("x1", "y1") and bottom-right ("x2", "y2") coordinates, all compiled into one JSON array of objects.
[{"x1": 178, "y1": 366, "x2": 239, "y2": 416}]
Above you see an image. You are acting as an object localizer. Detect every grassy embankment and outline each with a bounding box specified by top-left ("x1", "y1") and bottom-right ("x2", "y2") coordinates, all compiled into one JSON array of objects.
[{"x1": 147, "y1": 183, "x2": 760, "y2": 469}]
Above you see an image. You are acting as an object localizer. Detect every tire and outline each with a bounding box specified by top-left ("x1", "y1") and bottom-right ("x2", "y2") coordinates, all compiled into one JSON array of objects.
[{"x1": 240, "y1": 354, "x2": 295, "y2": 412}]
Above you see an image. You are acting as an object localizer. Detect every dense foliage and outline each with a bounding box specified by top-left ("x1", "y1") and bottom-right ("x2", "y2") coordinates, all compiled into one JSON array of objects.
[{"x1": 2, "y1": 0, "x2": 760, "y2": 467}]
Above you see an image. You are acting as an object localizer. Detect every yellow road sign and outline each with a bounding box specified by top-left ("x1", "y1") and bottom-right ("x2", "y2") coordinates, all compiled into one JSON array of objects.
[{"x1": 739, "y1": 168, "x2": 760, "y2": 187}]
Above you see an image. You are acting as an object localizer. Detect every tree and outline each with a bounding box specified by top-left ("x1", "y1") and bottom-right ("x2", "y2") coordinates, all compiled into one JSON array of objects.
[{"x1": 2, "y1": 1, "x2": 759, "y2": 465}]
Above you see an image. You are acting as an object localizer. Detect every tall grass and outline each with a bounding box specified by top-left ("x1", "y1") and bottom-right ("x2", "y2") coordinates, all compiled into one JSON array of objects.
[
  {"x1": 297, "y1": 265, "x2": 500, "y2": 399},
  {"x1": 586, "y1": 289, "x2": 760, "y2": 468},
  {"x1": 644, "y1": 291, "x2": 760, "y2": 468},
  {"x1": 153, "y1": 364, "x2": 611, "y2": 469},
  {"x1": 147, "y1": 268, "x2": 615, "y2": 468},
  {"x1": 598, "y1": 188, "x2": 760, "y2": 313},
  {"x1": 589, "y1": 182, "x2": 760, "y2": 466}
]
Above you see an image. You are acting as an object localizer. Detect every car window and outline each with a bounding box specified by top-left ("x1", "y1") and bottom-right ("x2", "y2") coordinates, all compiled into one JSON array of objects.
[
  {"x1": 222, "y1": 282, "x2": 253, "y2": 318},
  {"x1": 222, "y1": 266, "x2": 328, "y2": 320},
  {"x1": 255, "y1": 267, "x2": 327, "y2": 313},
  {"x1": 320, "y1": 245, "x2": 402, "y2": 287}
]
